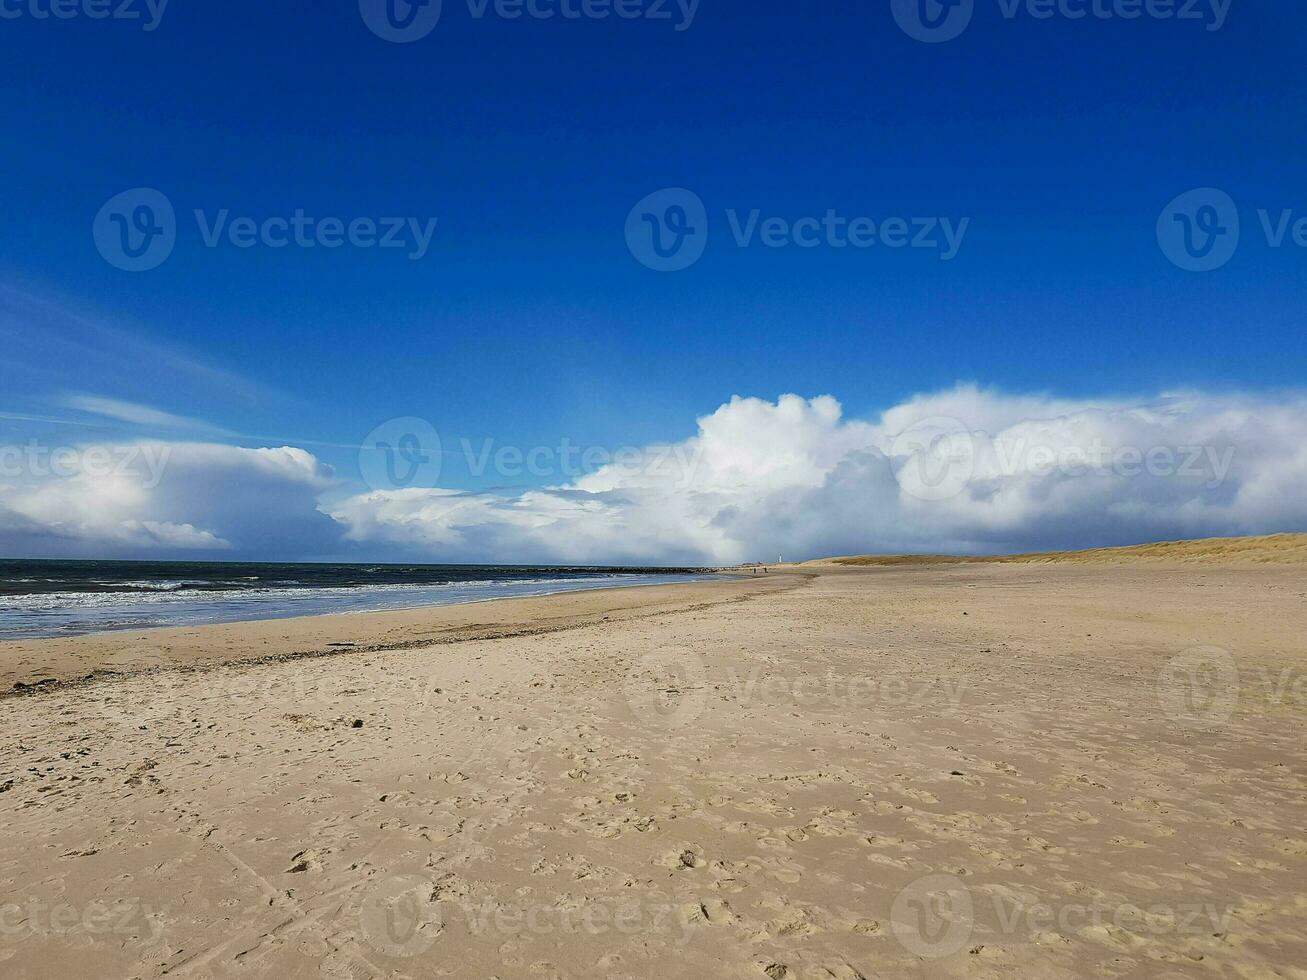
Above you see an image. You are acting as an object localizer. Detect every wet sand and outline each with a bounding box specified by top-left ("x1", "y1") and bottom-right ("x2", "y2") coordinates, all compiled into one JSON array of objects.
[
  {"x1": 2, "y1": 559, "x2": 1305, "y2": 978},
  {"x1": 0, "y1": 574, "x2": 787, "y2": 692}
]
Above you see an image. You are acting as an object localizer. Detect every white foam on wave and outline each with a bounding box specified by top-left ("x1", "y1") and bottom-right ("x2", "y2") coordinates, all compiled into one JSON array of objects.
[{"x1": 0, "y1": 573, "x2": 708, "y2": 639}]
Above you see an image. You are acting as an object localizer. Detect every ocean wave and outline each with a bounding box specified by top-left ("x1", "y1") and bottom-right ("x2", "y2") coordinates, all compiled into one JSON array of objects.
[
  {"x1": 0, "y1": 572, "x2": 719, "y2": 639},
  {"x1": 0, "y1": 576, "x2": 616, "y2": 611}
]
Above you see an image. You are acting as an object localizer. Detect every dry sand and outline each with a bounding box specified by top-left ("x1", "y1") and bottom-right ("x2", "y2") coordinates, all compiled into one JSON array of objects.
[{"x1": 2, "y1": 552, "x2": 1306, "y2": 978}]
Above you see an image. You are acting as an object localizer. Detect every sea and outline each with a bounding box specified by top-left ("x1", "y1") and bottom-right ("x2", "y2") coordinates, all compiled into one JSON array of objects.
[{"x1": 0, "y1": 559, "x2": 719, "y2": 640}]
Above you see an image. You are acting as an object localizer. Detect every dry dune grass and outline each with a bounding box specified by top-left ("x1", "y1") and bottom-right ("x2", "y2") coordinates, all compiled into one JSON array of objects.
[{"x1": 809, "y1": 532, "x2": 1307, "y2": 567}]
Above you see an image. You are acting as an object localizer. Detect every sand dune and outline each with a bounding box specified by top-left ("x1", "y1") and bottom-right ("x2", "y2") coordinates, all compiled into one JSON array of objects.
[{"x1": 809, "y1": 532, "x2": 1307, "y2": 567}]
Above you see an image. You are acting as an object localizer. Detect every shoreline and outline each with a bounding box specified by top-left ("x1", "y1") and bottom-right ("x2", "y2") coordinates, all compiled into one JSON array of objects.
[
  {"x1": 0, "y1": 568, "x2": 739, "y2": 643},
  {"x1": 0, "y1": 570, "x2": 806, "y2": 694}
]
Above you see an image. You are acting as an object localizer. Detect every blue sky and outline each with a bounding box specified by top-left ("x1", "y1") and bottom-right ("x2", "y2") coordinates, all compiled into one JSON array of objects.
[{"x1": 1, "y1": 1, "x2": 1305, "y2": 561}]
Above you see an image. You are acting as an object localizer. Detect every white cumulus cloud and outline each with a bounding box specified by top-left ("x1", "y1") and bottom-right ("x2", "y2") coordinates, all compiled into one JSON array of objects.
[
  {"x1": 328, "y1": 386, "x2": 1307, "y2": 563},
  {"x1": 4, "y1": 386, "x2": 1306, "y2": 563},
  {"x1": 0, "y1": 442, "x2": 336, "y2": 559}
]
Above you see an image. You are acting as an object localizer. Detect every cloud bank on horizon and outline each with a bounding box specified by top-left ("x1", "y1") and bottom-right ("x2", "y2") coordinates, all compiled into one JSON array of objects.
[{"x1": 3, "y1": 385, "x2": 1305, "y2": 564}]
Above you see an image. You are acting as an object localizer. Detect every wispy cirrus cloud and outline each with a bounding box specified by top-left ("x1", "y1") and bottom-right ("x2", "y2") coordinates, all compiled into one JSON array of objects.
[
  {"x1": 0, "y1": 284, "x2": 306, "y2": 426},
  {"x1": 62, "y1": 394, "x2": 232, "y2": 435}
]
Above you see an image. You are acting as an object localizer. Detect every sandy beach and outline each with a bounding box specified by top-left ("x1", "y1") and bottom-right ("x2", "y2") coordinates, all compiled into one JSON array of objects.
[{"x1": 3, "y1": 543, "x2": 1306, "y2": 978}]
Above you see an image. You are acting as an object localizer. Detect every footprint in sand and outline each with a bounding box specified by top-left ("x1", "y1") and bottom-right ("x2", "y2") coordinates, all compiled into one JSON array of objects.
[{"x1": 669, "y1": 845, "x2": 707, "y2": 870}]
